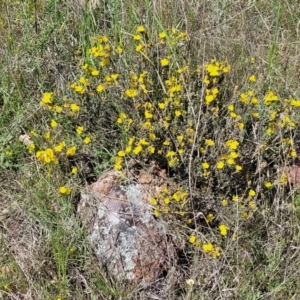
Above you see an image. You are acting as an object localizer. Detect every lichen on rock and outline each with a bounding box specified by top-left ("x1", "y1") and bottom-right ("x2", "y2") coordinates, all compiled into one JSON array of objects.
[{"x1": 78, "y1": 170, "x2": 177, "y2": 283}]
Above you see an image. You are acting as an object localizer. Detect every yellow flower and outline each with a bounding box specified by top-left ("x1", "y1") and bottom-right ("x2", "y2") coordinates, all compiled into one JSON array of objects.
[
  {"x1": 290, "y1": 149, "x2": 297, "y2": 157},
  {"x1": 166, "y1": 150, "x2": 176, "y2": 157},
  {"x1": 117, "y1": 150, "x2": 126, "y2": 157},
  {"x1": 249, "y1": 75, "x2": 256, "y2": 82},
  {"x1": 168, "y1": 157, "x2": 178, "y2": 167},
  {"x1": 206, "y1": 213, "x2": 214, "y2": 223},
  {"x1": 97, "y1": 35, "x2": 108, "y2": 43},
  {"x1": 202, "y1": 162, "x2": 210, "y2": 169},
  {"x1": 248, "y1": 189, "x2": 256, "y2": 197},
  {"x1": 91, "y1": 68, "x2": 99, "y2": 76},
  {"x1": 205, "y1": 93, "x2": 216, "y2": 104},
  {"x1": 228, "y1": 104, "x2": 234, "y2": 111},
  {"x1": 100, "y1": 58, "x2": 109, "y2": 67},
  {"x1": 221, "y1": 199, "x2": 228, "y2": 206},
  {"x1": 230, "y1": 112, "x2": 237, "y2": 118},
  {"x1": 175, "y1": 135, "x2": 183, "y2": 144},
  {"x1": 59, "y1": 186, "x2": 71, "y2": 195},
  {"x1": 217, "y1": 161, "x2": 225, "y2": 169},
  {"x1": 280, "y1": 173, "x2": 288, "y2": 185},
  {"x1": 54, "y1": 141, "x2": 65, "y2": 153},
  {"x1": 96, "y1": 84, "x2": 105, "y2": 92},
  {"x1": 105, "y1": 75, "x2": 112, "y2": 85},
  {"x1": 235, "y1": 165, "x2": 243, "y2": 171},
  {"x1": 206, "y1": 64, "x2": 219, "y2": 76},
  {"x1": 159, "y1": 32, "x2": 167, "y2": 39},
  {"x1": 240, "y1": 93, "x2": 248, "y2": 104},
  {"x1": 71, "y1": 103, "x2": 80, "y2": 112},
  {"x1": 125, "y1": 89, "x2": 138, "y2": 98},
  {"x1": 229, "y1": 151, "x2": 239, "y2": 159},
  {"x1": 44, "y1": 131, "x2": 51, "y2": 140},
  {"x1": 137, "y1": 25, "x2": 145, "y2": 32},
  {"x1": 248, "y1": 201, "x2": 257, "y2": 210},
  {"x1": 227, "y1": 158, "x2": 235, "y2": 165},
  {"x1": 232, "y1": 195, "x2": 238, "y2": 202},
  {"x1": 54, "y1": 105, "x2": 62, "y2": 113},
  {"x1": 238, "y1": 122, "x2": 244, "y2": 130},
  {"x1": 114, "y1": 156, "x2": 123, "y2": 170},
  {"x1": 133, "y1": 34, "x2": 142, "y2": 41},
  {"x1": 202, "y1": 75, "x2": 210, "y2": 85},
  {"x1": 76, "y1": 126, "x2": 84, "y2": 135},
  {"x1": 164, "y1": 197, "x2": 170, "y2": 205},
  {"x1": 83, "y1": 136, "x2": 91, "y2": 144},
  {"x1": 264, "y1": 91, "x2": 278, "y2": 105},
  {"x1": 42, "y1": 92, "x2": 53, "y2": 104},
  {"x1": 66, "y1": 146, "x2": 77, "y2": 156},
  {"x1": 205, "y1": 139, "x2": 215, "y2": 146},
  {"x1": 139, "y1": 138, "x2": 149, "y2": 146},
  {"x1": 27, "y1": 143, "x2": 35, "y2": 153},
  {"x1": 145, "y1": 110, "x2": 153, "y2": 119},
  {"x1": 247, "y1": 89, "x2": 254, "y2": 96},
  {"x1": 202, "y1": 243, "x2": 213, "y2": 252},
  {"x1": 219, "y1": 224, "x2": 229, "y2": 236},
  {"x1": 6, "y1": 150, "x2": 12, "y2": 156},
  {"x1": 266, "y1": 128, "x2": 274, "y2": 135},
  {"x1": 251, "y1": 97, "x2": 258, "y2": 105},
  {"x1": 133, "y1": 145, "x2": 142, "y2": 155},
  {"x1": 175, "y1": 110, "x2": 182, "y2": 117},
  {"x1": 241, "y1": 212, "x2": 248, "y2": 218},
  {"x1": 252, "y1": 112, "x2": 259, "y2": 118},
  {"x1": 212, "y1": 246, "x2": 221, "y2": 258},
  {"x1": 189, "y1": 235, "x2": 197, "y2": 244},
  {"x1": 160, "y1": 58, "x2": 169, "y2": 67},
  {"x1": 71, "y1": 166, "x2": 78, "y2": 175},
  {"x1": 148, "y1": 146, "x2": 155, "y2": 154},
  {"x1": 82, "y1": 63, "x2": 89, "y2": 70},
  {"x1": 269, "y1": 110, "x2": 277, "y2": 120},
  {"x1": 153, "y1": 209, "x2": 160, "y2": 217},
  {"x1": 136, "y1": 44, "x2": 144, "y2": 52},
  {"x1": 128, "y1": 137, "x2": 135, "y2": 146},
  {"x1": 264, "y1": 181, "x2": 272, "y2": 188},
  {"x1": 79, "y1": 77, "x2": 89, "y2": 85},
  {"x1": 222, "y1": 64, "x2": 231, "y2": 73},
  {"x1": 290, "y1": 99, "x2": 300, "y2": 107},
  {"x1": 225, "y1": 139, "x2": 239, "y2": 150},
  {"x1": 149, "y1": 197, "x2": 157, "y2": 205},
  {"x1": 186, "y1": 279, "x2": 195, "y2": 286},
  {"x1": 111, "y1": 74, "x2": 119, "y2": 81},
  {"x1": 74, "y1": 85, "x2": 85, "y2": 94},
  {"x1": 125, "y1": 146, "x2": 131, "y2": 153},
  {"x1": 158, "y1": 102, "x2": 166, "y2": 109}
]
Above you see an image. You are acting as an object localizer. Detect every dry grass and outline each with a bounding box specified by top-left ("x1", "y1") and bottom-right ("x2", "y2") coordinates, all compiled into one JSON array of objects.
[{"x1": 1, "y1": 0, "x2": 300, "y2": 299}]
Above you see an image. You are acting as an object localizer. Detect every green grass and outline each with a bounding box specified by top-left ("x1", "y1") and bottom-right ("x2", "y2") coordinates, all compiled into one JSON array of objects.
[{"x1": 1, "y1": 0, "x2": 300, "y2": 299}]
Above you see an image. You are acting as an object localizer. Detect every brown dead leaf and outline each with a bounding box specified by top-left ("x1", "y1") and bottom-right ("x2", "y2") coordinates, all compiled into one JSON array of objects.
[
  {"x1": 19, "y1": 134, "x2": 33, "y2": 146},
  {"x1": 285, "y1": 165, "x2": 300, "y2": 185},
  {"x1": 1, "y1": 265, "x2": 10, "y2": 274},
  {"x1": 137, "y1": 173, "x2": 152, "y2": 184}
]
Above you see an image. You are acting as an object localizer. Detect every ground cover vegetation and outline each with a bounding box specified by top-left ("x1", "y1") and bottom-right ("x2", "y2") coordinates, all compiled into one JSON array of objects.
[{"x1": 1, "y1": 0, "x2": 300, "y2": 299}]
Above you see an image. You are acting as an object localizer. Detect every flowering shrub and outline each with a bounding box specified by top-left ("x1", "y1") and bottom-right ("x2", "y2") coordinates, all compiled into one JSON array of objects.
[{"x1": 24, "y1": 25, "x2": 300, "y2": 262}]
